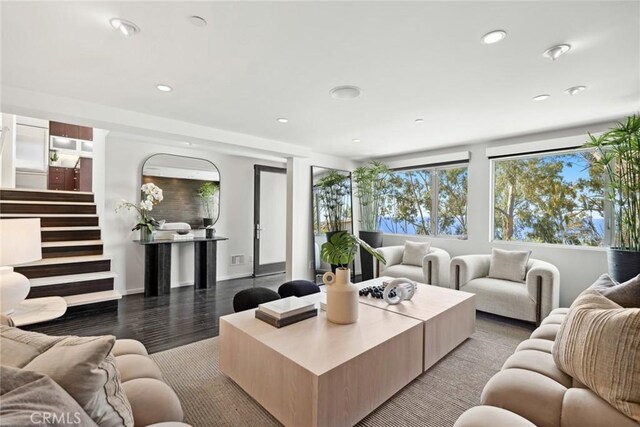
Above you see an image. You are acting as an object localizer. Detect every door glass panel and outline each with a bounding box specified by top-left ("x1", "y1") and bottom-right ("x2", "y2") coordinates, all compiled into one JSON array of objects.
[
  {"x1": 51, "y1": 136, "x2": 77, "y2": 151},
  {"x1": 258, "y1": 171, "x2": 287, "y2": 265}
]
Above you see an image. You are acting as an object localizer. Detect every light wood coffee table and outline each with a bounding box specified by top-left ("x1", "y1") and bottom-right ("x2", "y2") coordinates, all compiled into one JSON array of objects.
[
  {"x1": 357, "y1": 277, "x2": 476, "y2": 370},
  {"x1": 219, "y1": 297, "x2": 423, "y2": 427}
]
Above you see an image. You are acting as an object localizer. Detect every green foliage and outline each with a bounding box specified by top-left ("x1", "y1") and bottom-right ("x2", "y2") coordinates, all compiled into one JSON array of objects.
[
  {"x1": 320, "y1": 231, "x2": 386, "y2": 268},
  {"x1": 352, "y1": 161, "x2": 390, "y2": 232},
  {"x1": 437, "y1": 168, "x2": 468, "y2": 235},
  {"x1": 493, "y1": 152, "x2": 604, "y2": 246},
  {"x1": 197, "y1": 181, "x2": 219, "y2": 218},
  {"x1": 380, "y1": 167, "x2": 467, "y2": 236},
  {"x1": 316, "y1": 170, "x2": 350, "y2": 232},
  {"x1": 585, "y1": 114, "x2": 640, "y2": 251}
]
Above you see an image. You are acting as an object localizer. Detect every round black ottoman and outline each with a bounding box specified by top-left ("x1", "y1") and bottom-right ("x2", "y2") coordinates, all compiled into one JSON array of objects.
[
  {"x1": 233, "y1": 287, "x2": 280, "y2": 312},
  {"x1": 278, "y1": 280, "x2": 321, "y2": 298}
]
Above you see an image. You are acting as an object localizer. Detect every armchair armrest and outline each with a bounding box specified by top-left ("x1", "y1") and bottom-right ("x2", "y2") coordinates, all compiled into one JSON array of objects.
[
  {"x1": 375, "y1": 246, "x2": 404, "y2": 277},
  {"x1": 423, "y1": 247, "x2": 451, "y2": 287},
  {"x1": 526, "y1": 259, "x2": 560, "y2": 324},
  {"x1": 450, "y1": 255, "x2": 491, "y2": 290}
]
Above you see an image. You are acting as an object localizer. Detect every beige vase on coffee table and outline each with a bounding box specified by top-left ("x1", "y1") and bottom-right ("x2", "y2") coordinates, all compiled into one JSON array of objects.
[{"x1": 323, "y1": 268, "x2": 359, "y2": 324}]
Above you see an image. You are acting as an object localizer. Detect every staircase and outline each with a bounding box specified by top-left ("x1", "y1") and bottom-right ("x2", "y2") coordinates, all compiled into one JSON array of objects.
[{"x1": 0, "y1": 188, "x2": 121, "y2": 313}]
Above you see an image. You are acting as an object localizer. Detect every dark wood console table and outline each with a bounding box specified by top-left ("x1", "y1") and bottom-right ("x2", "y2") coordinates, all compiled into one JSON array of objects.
[{"x1": 134, "y1": 237, "x2": 228, "y2": 297}]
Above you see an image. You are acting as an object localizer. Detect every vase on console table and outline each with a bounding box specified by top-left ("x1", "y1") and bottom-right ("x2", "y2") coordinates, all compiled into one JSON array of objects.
[
  {"x1": 323, "y1": 267, "x2": 358, "y2": 324},
  {"x1": 140, "y1": 227, "x2": 154, "y2": 242}
]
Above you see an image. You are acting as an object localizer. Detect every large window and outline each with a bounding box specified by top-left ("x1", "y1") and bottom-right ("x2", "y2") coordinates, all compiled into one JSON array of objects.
[
  {"x1": 492, "y1": 150, "x2": 605, "y2": 246},
  {"x1": 379, "y1": 165, "x2": 468, "y2": 236}
]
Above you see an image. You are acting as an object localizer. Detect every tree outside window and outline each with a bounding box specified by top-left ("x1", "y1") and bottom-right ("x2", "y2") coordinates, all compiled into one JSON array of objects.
[
  {"x1": 493, "y1": 150, "x2": 605, "y2": 246},
  {"x1": 380, "y1": 166, "x2": 468, "y2": 237}
]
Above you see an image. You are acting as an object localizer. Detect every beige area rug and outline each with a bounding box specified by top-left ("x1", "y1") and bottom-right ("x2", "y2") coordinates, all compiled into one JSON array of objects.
[{"x1": 150, "y1": 313, "x2": 533, "y2": 427}]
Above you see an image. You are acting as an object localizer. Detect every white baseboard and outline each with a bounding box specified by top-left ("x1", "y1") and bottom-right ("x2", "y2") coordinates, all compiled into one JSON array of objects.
[{"x1": 119, "y1": 275, "x2": 255, "y2": 296}]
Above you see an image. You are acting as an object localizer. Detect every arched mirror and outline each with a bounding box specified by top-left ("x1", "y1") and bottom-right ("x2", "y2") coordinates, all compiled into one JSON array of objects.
[
  {"x1": 142, "y1": 154, "x2": 220, "y2": 229},
  {"x1": 311, "y1": 166, "x2": 353, "y2": 278}
]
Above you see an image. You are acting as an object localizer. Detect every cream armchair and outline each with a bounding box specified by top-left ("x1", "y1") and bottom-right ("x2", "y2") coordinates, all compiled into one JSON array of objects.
[
  {"x1": 375, "y1": 245, "x2": 451, "y2": 286},
  {"x1": 450, "y1": 254, "x2": 559, "y2": 325}
]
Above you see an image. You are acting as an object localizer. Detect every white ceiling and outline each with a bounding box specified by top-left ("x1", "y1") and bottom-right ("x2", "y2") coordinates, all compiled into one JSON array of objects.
[{"x1": 1, "y1": 1, "x2": 638, "y2": 159}]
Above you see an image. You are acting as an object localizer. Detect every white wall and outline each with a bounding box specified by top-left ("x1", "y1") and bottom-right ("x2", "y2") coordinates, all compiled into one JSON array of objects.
[
  {"x1": 0, "y1": 114, "x2": 16, "y2": 188},
  {"x1": 377, "y1": 122, "x2": 619, "y2": 307},
  {"x1": 103, "y1": 134, "x2": 286, "y2": 294}
]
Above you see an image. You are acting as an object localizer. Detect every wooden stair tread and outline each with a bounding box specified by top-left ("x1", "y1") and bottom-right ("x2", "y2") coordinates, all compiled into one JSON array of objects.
[
  {"x1": 0, "y1": 213, "x2": 98, "y2": 217},
  {"x1": 17, "y1": 255, "x2": 111, "y2": 267},
  {"x1": 41, "y1": 240, "x2": 103, "y2": 248},
  {"x1": 1, "y1": 188, "x2": 93, "y2": 195},
  {"x1": 30, "y1": 271, "x2": 117, "y2": 287},
  {"x1": 0, "y1": 200, "x2": 96, "y2": 205},
  {"x1": 64, "y1": 290, "x2": 122, "y2": 307},
  {"x1": 42, "y1": 226, "x2": 101, "y2": 231}
]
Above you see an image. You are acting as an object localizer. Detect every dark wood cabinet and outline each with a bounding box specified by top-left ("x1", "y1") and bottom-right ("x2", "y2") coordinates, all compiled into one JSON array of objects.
[
  {"x1": 48, "y1": 166, "x2": 68, "y2": 191},
  {"x1": 49, "y1": 121, "x2": 93, "y2": 141},
  {"x1": 77, "y1": 158, "x2": 93, "y2": 192},
  {"x1": 78, "y1": 126, "x2": 93, "y2": 141}
]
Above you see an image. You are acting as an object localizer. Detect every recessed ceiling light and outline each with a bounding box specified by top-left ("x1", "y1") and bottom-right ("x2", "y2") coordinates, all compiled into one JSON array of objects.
[
  {"x1": 276, "y1": 118, "x2": 289, "y2": 123},
  {"x1": 414, "y1": 119, "x2": 425, "y2": 124},
  {"x1": 187, "y1": 16, "x2": 207, "y2": 27},
  {"x1": 481, "y1": 30, "x2": 507, "y2": 44},
  {"x1": 330, "y1": 85, "x2": 362, "y2": 99},
  {"x1": 543, "y1": 44, "x2": 571, "y2": 61},
  {"x1": 156, "y1": 84, "x2": 173, "y2": 92},
  {"x1": 565, "y1": 85, "x2": 586, "y2": 96},
  {"x1": 532, "y1": 94, "x2": 551, "y2": 101},
  {"x1": 110, "y1": 18, "x2": 140, "y2": 37},
  {"x1": 352, "y1": 139, "x2": 361, "y2": 143}
]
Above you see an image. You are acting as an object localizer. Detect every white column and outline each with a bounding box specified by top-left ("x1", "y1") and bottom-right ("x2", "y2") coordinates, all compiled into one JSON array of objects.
[
  {"x1": 0, "y1": 114, "x2": 16, "y2": 188},
  {"x1": 286, "y1": 157, "x2": 313, "y2": 281}
]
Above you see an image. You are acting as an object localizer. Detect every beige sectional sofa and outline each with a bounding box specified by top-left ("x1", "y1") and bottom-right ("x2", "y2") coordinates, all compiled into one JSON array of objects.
[
  {"x1": 0, "y1": 316, "x2": 188, "y2": 427},
  {"x1": 454, "y1": 307, "x2": 638, "y2": 427}
]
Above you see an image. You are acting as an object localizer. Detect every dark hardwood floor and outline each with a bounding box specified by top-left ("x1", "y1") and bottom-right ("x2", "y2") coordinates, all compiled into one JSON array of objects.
[{"x1": 25, "y1": 274, "x2": 286, "y2": 353}]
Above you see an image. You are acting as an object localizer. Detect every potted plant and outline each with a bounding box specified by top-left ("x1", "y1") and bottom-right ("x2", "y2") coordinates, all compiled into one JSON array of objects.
[
  {"x1": 320, "y1": 231, "x2": 386, "y2": 324},
  {"x1": 315, "y1": 170, "x2": 350, "y2": 234},
  {"x1": 197, "y1": 181, "x2": 219, "y2": 227},
  {"x1": 49, "y1": 150, "x2": 60, "y2": 166},
  {"x1": 585, "y1": 113, "x2": 640, "y2": 281},
  {"x1": 116, "y1": 183, "x2": 164, "y2": 242},
  {"x1": 353, "y1": 161, "x2": 390, "y2": 280}
]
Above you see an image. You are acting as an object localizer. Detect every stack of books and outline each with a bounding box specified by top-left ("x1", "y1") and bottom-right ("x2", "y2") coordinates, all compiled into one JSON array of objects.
[{"x1": 256, "y1": 296, "x2": 317, "y2": 328}]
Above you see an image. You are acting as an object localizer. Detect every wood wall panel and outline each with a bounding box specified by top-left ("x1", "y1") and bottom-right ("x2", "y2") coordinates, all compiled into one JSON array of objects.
[{"x1": 142, "y1": 176, "x2": 220, "y2": 229}]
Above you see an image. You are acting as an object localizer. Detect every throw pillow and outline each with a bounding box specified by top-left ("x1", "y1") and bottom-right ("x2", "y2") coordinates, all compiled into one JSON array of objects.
[
  {"x1": 0, "y1": 365, "x2": 97, "y2": 426},
  {"x1": 552, "y1": 290, "x2": 640, "y2": 422},
  {"x1": 600, "y1": 274, "x2": 640, "y2": 308},
  {"x1": 488, "y1": 248, "x2": 531, "y2": 282},
  {"x1": 402, "y1": 241, "x2": 431, "y2": 266},
  {"x1": 0, "y1": 326, "x2": 134, "y2": 427}
]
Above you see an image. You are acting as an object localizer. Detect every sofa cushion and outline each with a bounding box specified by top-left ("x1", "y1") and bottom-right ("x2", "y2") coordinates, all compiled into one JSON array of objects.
[
  {"x1": 529, "y1": 323, "x2": 561, "y2": 341},
  {"x1": 598, "y1": 273, "x2": 640, "y2": 308},
  {"x1": 463, "y1": 278, "x2": 536, "y2": 322},
  {"x1": 453, "y1": 405, "x2": 536, "y2": 427},
  {"x1": 112, "y1": 339, "x2": 148, "y2": 357},
  {"x1": 0, "y1": 326, "x2": 134, "y2": 427},
  {"x1": 115, "y1": 354, "x2": 163, "y2": 382},
  {"x1": 0, "y1": 365, "x2": 98, "y2": 427},
  {"x1": 122, "y1": 378, "x2": 184, "y2": 427},
  {"x1": 382, "y1": 264, "x2": 425, "y2": 283},
  {"x1": 402, "y1": 241, "x2": 430, "y2": 266},
  {"x1": 562, "y1": 388, "x2": 639, "y2": 427},
  {"x1": 481, "y1": 368, "x2": 566, "y2": 427},
  {"x1": 540, "y1": 314, "x2": 565, "y2": 325},
  {"x1": 488, "y1": 248, "x2": 531, "y2": 283},
  {"x1": 553, "y1": 290, "x2": 640, "y2": 422},
  {"x1": 549, "y1": 307, "x2": 570, "y2": 316},
  {"x1": 502, "y1": 349, "x2": 572, "y2": 387},
  {"x1": 515, "y1": 338, "x2": 554, "y2": 354}
]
